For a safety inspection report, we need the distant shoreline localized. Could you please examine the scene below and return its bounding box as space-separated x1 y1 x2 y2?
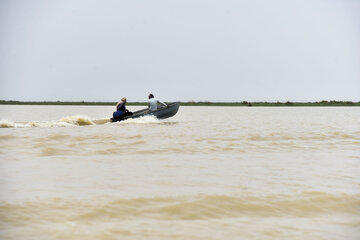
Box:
1 100 359 106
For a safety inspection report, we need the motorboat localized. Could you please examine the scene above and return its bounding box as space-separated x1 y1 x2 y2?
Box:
111 102 180 122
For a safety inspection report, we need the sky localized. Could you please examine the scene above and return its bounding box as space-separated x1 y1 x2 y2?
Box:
0 0 359 102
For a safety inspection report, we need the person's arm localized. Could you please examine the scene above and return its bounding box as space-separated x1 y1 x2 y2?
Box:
158 100 167 107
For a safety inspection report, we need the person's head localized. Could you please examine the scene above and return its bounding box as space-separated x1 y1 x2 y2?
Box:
148 94 154 99
121 97 127 103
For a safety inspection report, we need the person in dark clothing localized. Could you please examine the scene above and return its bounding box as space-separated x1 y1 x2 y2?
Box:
111 97 133 122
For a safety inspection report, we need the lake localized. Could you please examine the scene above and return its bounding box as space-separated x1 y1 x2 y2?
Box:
0 105 359 240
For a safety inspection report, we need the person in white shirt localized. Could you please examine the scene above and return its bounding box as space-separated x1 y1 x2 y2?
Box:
148 93 167 111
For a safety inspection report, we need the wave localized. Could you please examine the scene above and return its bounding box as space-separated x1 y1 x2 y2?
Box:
245 131 360 142
0 115 94 128
1 192 359 224
59 115 95 126
0 115 170 128
113 115 161 124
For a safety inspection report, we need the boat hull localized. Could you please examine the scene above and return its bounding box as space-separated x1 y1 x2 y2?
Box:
111 102 179 122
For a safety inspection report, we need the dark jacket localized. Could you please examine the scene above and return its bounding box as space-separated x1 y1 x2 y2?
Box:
117 102 126 112
113 102 127 118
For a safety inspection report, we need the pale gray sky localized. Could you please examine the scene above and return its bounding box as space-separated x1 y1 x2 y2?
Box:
0 0 359 102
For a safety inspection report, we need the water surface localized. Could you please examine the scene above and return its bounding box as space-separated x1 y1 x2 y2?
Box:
1 106 359 240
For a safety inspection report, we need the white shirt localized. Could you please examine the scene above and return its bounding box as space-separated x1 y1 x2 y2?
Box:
148 98 166 111
148 98 158 111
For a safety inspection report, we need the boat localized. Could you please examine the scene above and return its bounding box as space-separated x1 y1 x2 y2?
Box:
111 102 180 122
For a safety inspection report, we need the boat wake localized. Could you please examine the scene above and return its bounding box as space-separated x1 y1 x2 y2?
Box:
0 115 166 128
0 115 96 128
114 115 160 124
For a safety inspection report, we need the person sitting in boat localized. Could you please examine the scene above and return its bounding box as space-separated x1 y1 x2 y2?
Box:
112 97 133 121
148 94 167 111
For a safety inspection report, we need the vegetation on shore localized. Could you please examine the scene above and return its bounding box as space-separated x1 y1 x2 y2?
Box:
1 100 359 106
181 100 360 106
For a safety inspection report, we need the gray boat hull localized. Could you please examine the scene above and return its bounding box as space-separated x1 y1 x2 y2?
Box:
126 102 179 120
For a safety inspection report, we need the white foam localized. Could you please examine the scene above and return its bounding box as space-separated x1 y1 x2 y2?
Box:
115 115 160 124
0 119 16 128
0 115 164 128
59 115 95 126
0 115 95 128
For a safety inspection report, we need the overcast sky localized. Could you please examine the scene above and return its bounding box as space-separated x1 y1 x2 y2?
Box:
0 0 359 102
